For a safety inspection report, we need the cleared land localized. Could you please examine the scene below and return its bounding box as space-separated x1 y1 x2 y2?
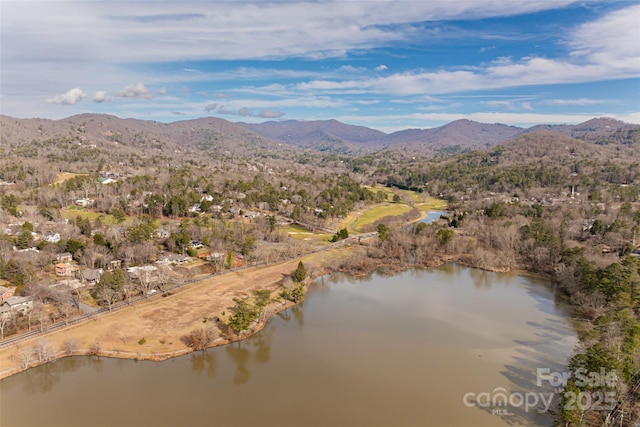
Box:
53 172 87 185
278 224 333 243
60 206 119 224
348 203 413 233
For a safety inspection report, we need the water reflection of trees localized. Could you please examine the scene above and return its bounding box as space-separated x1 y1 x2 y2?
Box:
225 324 276 385
190 352 216 378
290 306 304 328
468 267 493 289
19 356 99 394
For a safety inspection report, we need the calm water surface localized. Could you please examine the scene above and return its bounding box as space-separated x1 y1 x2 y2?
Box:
0 265 577 427
421 211 448 223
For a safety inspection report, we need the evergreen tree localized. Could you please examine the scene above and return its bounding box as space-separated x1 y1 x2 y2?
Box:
293 261 307 282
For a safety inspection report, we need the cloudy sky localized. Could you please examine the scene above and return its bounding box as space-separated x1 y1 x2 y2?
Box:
1 1 639 131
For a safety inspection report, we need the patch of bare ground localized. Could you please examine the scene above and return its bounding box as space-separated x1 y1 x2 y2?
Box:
0 247 348 379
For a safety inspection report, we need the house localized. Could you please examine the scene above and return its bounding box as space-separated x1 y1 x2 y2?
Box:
0 306 13 321
82 268 104 284
0 286 15 302
127 265 158 282
75 198 94 207
106 260 123 271
156 253 190 265
156 229 170 239
44 231 61 243
4 296 33 313
208 252 226 263
55 263 78 277
56 252 73 263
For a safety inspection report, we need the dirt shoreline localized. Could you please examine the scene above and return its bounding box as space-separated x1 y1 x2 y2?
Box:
0 249 345 379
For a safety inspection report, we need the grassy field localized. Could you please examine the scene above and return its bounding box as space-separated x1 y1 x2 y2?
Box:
53 172 87 185
349 203 414 233
279 224 333 243
415 198 448 212
364 185 396 201
61 206 119 225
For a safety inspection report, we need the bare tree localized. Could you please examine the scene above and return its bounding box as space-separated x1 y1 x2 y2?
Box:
33 339 55 363
94 285 121 311
180 325 217 352
0 313 13 340
156 265 171 296
136 267 156 296
122 280 137 304
61 338 79 355
16 348 32 369
89 340 101 356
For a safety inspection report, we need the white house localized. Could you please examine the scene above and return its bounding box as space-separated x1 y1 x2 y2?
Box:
4 296 34 313
156 254 190 265
44 231 61 243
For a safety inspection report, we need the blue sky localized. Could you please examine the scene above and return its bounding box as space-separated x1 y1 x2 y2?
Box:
1 1 639 132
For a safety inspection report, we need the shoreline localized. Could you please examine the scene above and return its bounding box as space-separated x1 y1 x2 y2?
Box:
0 253 337 379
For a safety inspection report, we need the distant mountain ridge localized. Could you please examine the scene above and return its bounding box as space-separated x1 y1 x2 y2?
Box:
382 119 522 151
239 116 639 152
239 119 388 153
0 113 289 157
2 114 638 156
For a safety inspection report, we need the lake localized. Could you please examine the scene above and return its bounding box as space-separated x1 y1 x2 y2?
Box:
421 211 448 223
0 264 577 427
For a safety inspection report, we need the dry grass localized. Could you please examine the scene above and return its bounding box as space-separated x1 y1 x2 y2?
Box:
53 172 87 185
278 224 333 243
415 198 448 212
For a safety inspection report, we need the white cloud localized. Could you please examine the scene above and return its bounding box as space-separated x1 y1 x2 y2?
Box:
547 98 606 106
93 91 109 103
158 87 167 95
2 2 638 124
116 83 154 99
203 103 218 113
481 100 534 110
207 104 285 119
258 109 285 119
619 112 640 124
1 1 581 64
48 87 86 105
568 5 640 71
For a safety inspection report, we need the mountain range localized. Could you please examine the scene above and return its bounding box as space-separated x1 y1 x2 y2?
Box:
1 114 638 156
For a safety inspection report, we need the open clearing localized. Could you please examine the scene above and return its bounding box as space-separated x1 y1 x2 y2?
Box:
53 172 87 185
348 203 414 233
278 224 333 243
61 207 119 225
